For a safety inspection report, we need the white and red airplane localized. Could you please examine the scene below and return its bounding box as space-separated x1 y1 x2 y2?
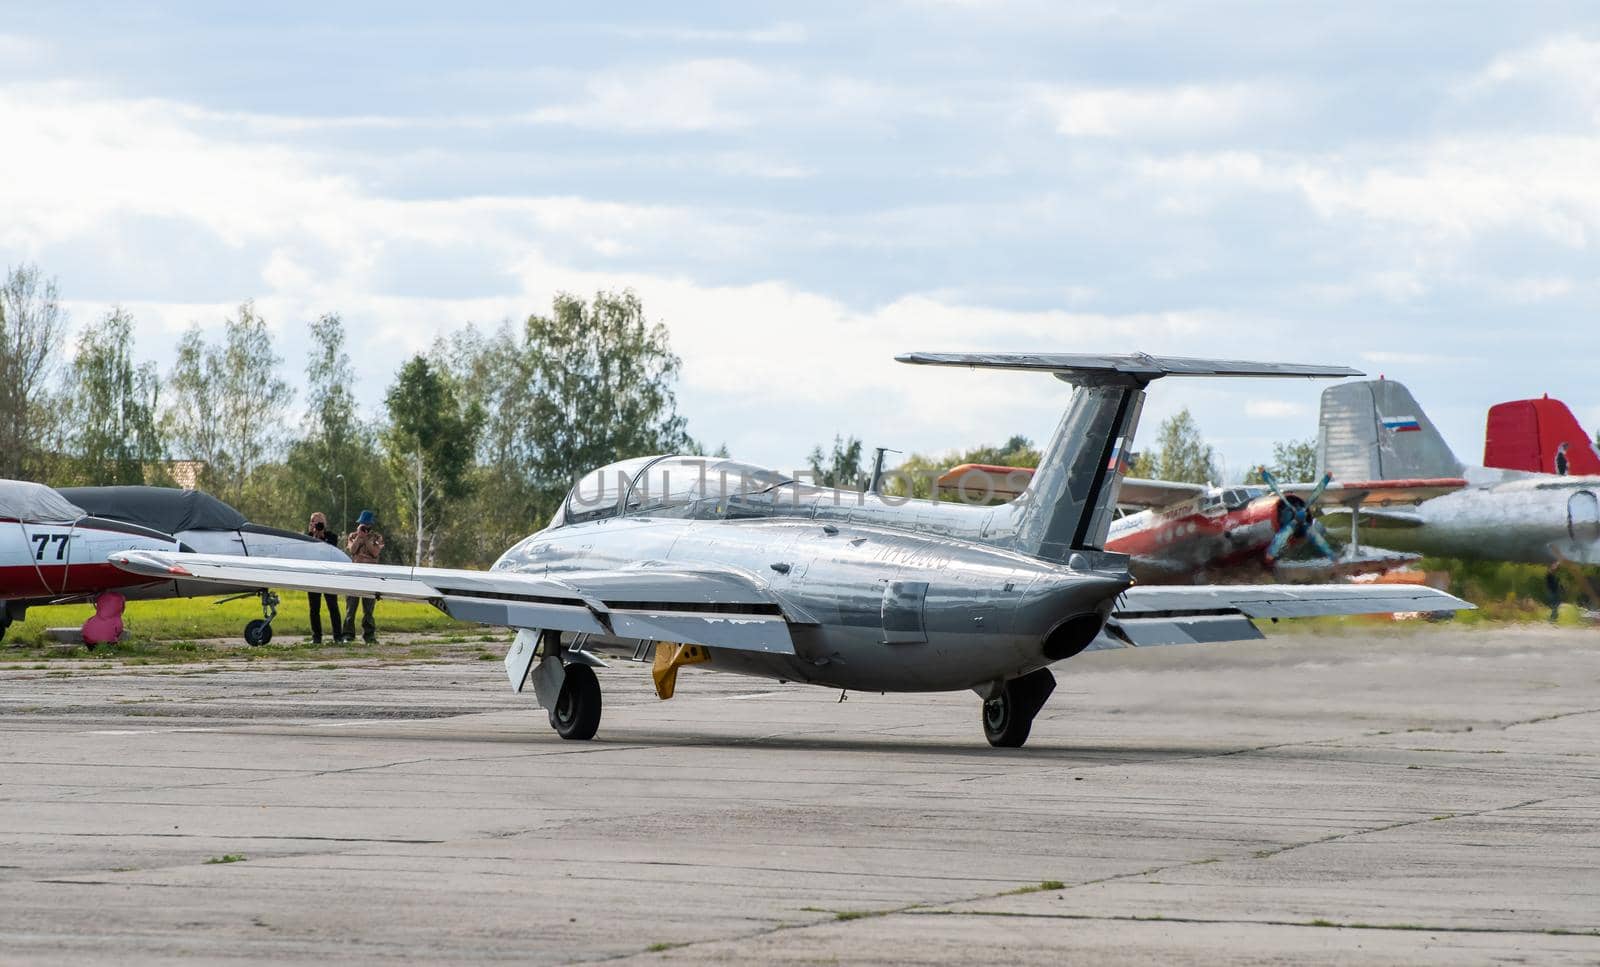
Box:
1 479 346 644
936 464 1463 584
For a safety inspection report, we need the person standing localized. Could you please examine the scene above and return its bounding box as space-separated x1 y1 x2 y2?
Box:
305 512 344 643
1546 562 1563 622
342 509 385 643
1555 441 1570 476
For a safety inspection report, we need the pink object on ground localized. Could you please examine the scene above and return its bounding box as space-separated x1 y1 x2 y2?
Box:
82 591 126 645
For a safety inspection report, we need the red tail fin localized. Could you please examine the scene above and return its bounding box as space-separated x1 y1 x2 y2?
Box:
1484 396 1600 475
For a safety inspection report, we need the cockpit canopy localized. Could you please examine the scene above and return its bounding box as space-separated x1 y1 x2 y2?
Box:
554 455 796 528
1197 486 1268 514
1221 486 1267 510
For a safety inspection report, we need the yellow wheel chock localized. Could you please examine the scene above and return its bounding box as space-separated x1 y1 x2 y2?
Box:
651 642 711 700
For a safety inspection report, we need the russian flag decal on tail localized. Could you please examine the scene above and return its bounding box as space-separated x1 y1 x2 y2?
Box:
1382 414 1422 433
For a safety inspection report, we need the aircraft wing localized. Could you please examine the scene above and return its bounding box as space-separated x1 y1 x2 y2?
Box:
935 464 1035 499
108 551 798 655
1097 583 1470 648
1279 477 1466 506
934 466 1209 510
1316 506 1425 528
1114 477 1208 509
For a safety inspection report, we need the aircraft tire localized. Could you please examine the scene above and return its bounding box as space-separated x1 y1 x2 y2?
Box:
983 668 1057 748
0 613 9 644
243 619 273 647
982 691 1031 748
549 663 601 741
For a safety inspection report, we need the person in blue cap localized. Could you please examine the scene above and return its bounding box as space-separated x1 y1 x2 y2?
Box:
342 509 385 643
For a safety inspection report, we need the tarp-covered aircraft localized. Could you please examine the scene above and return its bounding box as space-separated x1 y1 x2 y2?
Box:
1 482 347 644
111 353 1470 748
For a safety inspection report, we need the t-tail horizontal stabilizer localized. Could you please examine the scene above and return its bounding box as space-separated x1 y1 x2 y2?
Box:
895 352 1362 384
897 351 1362 561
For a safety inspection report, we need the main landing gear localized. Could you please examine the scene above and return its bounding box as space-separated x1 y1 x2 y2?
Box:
223 589 280 646
981 668 1057 748
549 663 602 740
520 631 607 741
0 603 27 645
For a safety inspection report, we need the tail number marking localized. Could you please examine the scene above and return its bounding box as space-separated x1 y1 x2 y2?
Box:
30 533 69 561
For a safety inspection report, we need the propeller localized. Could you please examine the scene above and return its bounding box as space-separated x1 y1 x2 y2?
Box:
1258 468 1336 565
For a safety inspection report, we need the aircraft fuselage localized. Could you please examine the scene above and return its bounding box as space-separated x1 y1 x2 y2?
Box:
1107 495 1285 583
494 516 1128 693
1351 477 1600 565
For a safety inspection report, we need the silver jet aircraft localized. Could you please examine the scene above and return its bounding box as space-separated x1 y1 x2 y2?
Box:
1317 379 1600 566
110 353 1469 748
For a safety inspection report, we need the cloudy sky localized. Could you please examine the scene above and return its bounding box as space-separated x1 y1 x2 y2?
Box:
3 2 1598 479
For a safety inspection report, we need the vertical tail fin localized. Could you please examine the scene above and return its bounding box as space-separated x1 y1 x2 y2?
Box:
897 353 1359 561
1485 397 1600 475
1006 381 1145 560
1317 379 1463 482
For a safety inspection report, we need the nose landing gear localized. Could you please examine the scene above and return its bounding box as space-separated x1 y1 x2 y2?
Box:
982 668 1057 748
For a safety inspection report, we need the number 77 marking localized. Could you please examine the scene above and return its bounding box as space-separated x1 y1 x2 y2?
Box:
29 534 69 561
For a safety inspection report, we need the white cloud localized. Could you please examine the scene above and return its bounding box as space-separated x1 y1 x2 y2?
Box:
520 59 890 133
1469 34 1600 122
1290 137 1600 246
7 81 1262 467
1245 399 1309 419
1032 83 1287 139
1130 135 1600 250
526 59 768 131
0 32 47 65
1490 276 1576 303
616 22 809 44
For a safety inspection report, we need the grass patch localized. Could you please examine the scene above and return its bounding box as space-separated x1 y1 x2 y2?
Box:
204 854 247 865
5 591 458 650
645 942 686 952
833 910 883 922
1002 880 1066 896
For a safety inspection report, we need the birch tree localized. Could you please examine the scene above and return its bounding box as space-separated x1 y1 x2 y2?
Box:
64 309 166 485
0 265 68 479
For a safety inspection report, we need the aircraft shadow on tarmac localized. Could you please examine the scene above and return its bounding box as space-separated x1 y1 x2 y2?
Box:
209 719 1249 762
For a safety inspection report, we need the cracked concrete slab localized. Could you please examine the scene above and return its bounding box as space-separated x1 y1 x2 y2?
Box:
1 624 1598 963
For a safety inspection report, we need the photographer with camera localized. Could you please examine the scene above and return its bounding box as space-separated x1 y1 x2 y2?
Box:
342 509 385 644
305 512 344 643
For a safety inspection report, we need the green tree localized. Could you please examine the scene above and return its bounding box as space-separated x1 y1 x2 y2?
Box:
882 435 1040 501
444 291 693 561
63 309 166 485
1129 407 1218 484
0 264 68 479
807 435 865 489
284 314 387 536
165 302 294 516
385 355 484 565
1245 437 1319 484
